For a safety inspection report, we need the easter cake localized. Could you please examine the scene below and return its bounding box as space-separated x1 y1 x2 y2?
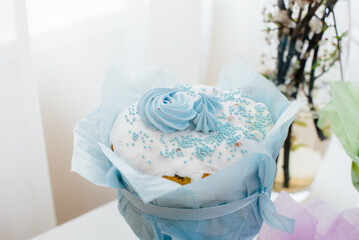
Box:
110 85 273 185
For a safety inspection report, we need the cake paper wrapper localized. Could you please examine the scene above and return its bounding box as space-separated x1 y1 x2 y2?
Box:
72 57 302 239
318 81 359 191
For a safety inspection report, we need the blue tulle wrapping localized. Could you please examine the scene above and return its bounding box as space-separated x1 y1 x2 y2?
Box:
72 57 303 240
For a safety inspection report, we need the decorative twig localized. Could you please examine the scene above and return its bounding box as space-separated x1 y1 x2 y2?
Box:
314 56 340 80
283 124 292 188
277 0 286 10
332 11 345 81
262 0 346 189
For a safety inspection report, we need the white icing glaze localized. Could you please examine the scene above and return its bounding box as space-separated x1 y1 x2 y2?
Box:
110 85 273 181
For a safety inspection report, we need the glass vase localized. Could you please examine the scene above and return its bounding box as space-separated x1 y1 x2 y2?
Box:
273 108 331 193
257 0 351 199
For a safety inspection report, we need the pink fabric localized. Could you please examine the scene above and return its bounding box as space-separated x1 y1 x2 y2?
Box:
258 192 359 240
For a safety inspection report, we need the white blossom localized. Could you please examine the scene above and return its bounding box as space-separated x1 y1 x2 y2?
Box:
296 0 310 9
295 40 303 52
296 0 321 9
318 40 326 46
309 17 323 34
273 10 296 28
316 5 326 18
273 10 290 23
277 84 287 93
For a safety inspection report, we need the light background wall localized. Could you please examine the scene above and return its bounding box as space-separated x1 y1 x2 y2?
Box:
1 0 358 239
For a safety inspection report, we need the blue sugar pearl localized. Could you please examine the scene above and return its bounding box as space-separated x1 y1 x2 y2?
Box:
227 157 231 161
132 143 135 146
184 161 187 164
142 155 145 158
148 160 151 164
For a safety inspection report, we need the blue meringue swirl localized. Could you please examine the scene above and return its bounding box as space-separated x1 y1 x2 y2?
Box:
193 93 223 134
138 88 197 133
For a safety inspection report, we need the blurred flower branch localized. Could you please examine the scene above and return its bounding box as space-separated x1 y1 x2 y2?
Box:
261 0 347 188
263 0 346 104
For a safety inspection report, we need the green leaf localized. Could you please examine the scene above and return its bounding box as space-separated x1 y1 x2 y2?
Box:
312 61 320 70
335 36 342 41
293 120 307 127
291 144 308 151
330 49 338 59
334 31 348 42
322 22 329 32
261 73 270 79
321 124 331 137
341 31 348 38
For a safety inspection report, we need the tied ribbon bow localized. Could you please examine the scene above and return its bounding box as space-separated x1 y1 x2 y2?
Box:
258 188 295 233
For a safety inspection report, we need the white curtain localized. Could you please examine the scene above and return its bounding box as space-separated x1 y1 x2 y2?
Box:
0 0 56 239
346 0 359 81
1 0 359 239
26 0 218 229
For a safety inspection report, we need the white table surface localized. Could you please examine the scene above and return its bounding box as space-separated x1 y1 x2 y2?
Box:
32 136 359 240
31 200 137 240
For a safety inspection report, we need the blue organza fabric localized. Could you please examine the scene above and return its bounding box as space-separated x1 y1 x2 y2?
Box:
72 57 302 240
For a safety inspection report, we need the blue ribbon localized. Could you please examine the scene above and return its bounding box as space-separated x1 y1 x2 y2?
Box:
120 187 294 233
